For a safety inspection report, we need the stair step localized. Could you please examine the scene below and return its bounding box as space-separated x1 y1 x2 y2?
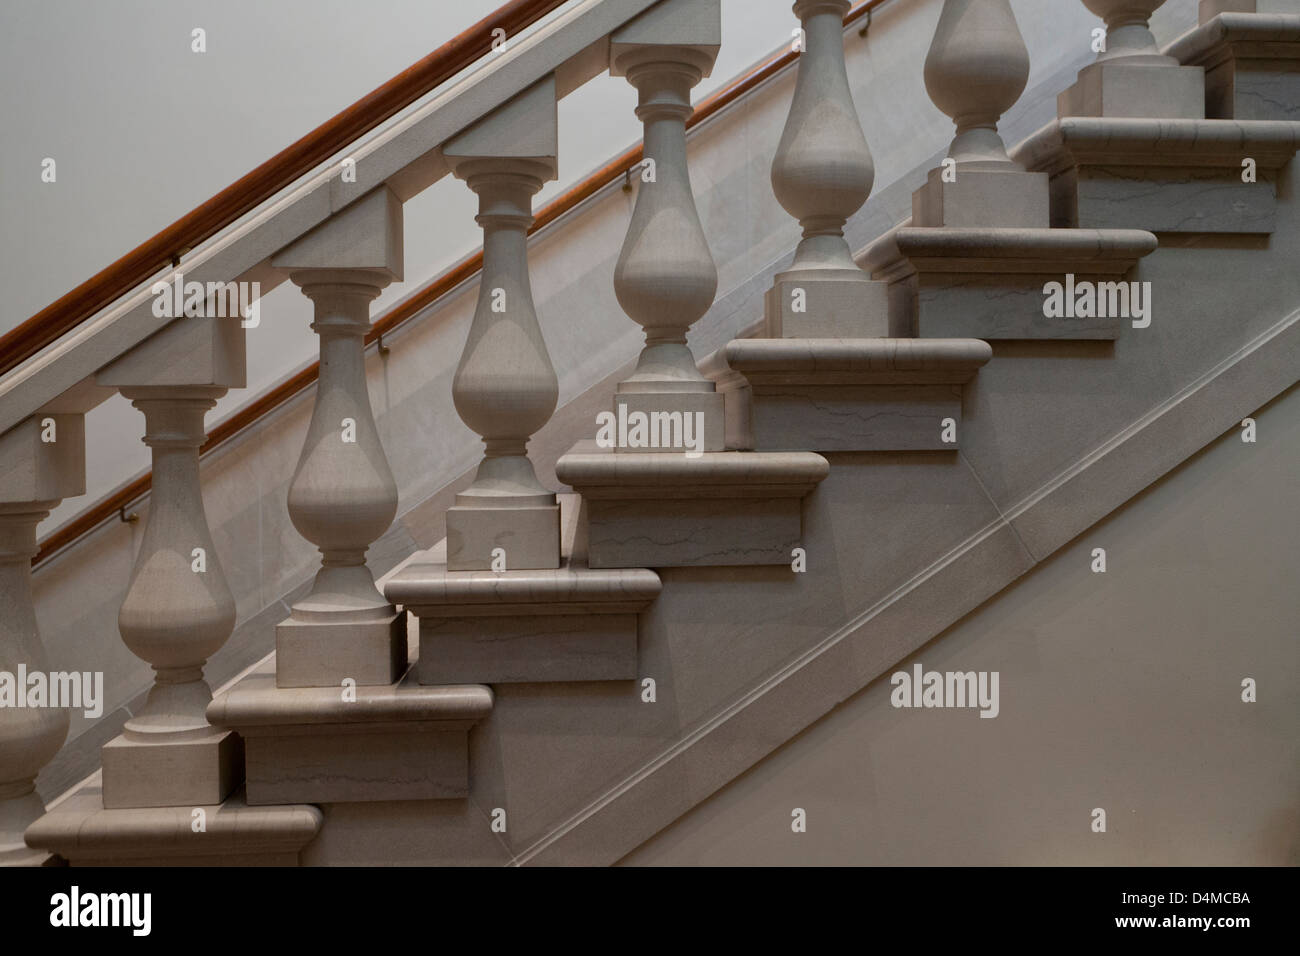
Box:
555 441 828 569
1170 11 1300 120
1013 117 1300 233
386 559 660 684
862 226 1158 340
714 337 991 452
207 662 492 806
23 786 321 867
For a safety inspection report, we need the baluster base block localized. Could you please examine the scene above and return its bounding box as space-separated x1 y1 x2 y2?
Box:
101 730 242 809
275 612 407 688
912 167 1051 229
1059 62 1206 119
446 504 561 571
610 392 726 454
765 272 895 338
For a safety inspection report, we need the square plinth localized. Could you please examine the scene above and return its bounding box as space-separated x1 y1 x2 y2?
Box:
275 612 407 688
912 166 1051 229
101 730 242 809
1059 62 1206 119
611 391 725 454
766 271 895 338
446 502 561 571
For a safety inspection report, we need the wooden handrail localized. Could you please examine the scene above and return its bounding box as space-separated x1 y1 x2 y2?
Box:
31 0 893 567
0 0 570 380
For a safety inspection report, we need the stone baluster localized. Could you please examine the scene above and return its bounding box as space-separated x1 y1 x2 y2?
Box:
95 308 245 808
766 0 892 337
608 0 725 449
0 415 83 865
109 388 238 799
440 77 562 572
913 0 1050 228
269 187 406 686
1061 0 1205 117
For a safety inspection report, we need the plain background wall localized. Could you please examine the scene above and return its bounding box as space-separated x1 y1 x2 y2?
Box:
624 385 1300 866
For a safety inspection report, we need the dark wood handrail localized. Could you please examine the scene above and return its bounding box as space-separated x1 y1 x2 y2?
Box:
32 0 892 567
0 0 570 380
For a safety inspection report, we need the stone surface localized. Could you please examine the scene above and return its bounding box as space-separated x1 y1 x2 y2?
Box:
445 502 562 571
912 166 1052 229
0 415 86 503
862 225 1159 339
25 0 1284 868
1059 60 1207 118
100 731 243 809
1012 117 1300 231
1060 0 1205 120
274 612 406 688
0 429 83 864
765 272 894 338
765 0 881 340
271 186 404 280
207 661 492 805
556 440 828 568
387 559 660 684
444 76 560 175
25 0 1116 796
717 337 992 451
607 2 727 463
271 202 407 688
916 0 1049 229
89 385 242 811
1170 12 1300 120
443 82 564 573
24 786 321 866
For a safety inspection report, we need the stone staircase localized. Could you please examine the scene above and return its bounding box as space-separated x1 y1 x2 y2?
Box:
3 0 1298 866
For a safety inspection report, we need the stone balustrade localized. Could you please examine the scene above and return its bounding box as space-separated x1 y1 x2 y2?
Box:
7 0 1299 866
